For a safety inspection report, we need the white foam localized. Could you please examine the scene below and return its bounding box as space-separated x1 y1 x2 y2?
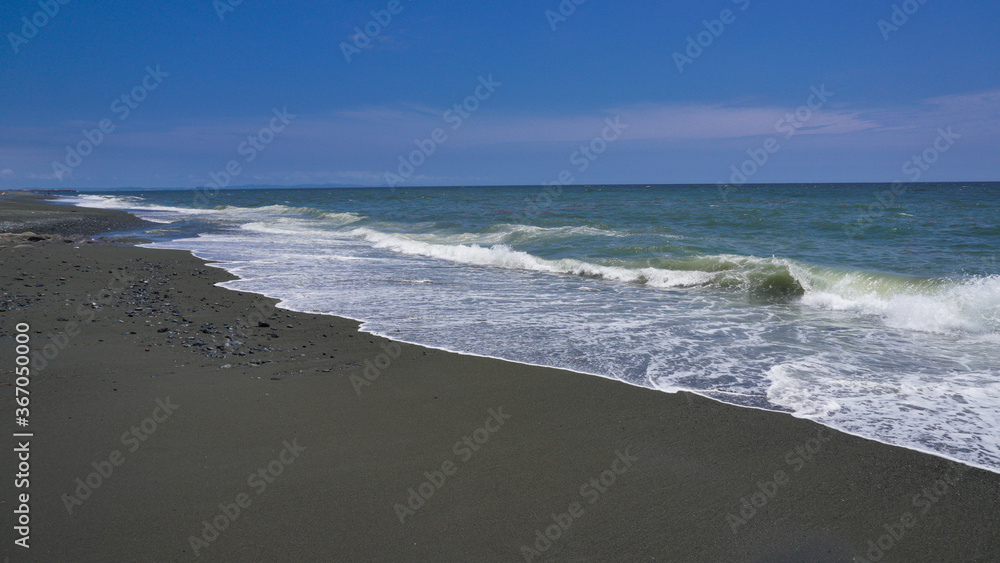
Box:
767 358 1000 471
63 194 219 215
801 274 1000 334
493 223 627 238
64 195 366 228
351 228 746 289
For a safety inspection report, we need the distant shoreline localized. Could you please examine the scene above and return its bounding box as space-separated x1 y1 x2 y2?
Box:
4 180 999 194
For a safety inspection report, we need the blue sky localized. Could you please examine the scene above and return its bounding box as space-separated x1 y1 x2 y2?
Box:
1 0 998 190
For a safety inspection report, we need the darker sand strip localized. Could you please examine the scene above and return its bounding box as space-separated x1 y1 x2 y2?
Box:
0 193 150 236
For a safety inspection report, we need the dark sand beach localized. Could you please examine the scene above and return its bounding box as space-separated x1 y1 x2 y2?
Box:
2 196 998 562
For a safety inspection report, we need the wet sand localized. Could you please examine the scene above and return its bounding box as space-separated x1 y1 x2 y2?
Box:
1 196 998 561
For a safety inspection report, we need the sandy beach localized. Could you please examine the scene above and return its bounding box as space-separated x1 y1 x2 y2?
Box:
2 195 998 562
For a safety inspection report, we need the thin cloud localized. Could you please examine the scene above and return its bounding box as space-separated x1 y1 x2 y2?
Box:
3 88 997 188
322 88 1000 148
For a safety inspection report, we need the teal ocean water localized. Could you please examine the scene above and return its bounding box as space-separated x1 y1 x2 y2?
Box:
65 184 1000 472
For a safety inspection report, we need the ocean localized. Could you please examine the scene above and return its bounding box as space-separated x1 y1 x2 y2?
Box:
63 183 1000 473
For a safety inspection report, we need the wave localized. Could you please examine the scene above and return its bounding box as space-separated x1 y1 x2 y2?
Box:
801 272 1000 334
236 204 363 225
64 195 365 225
65 194 999 336
485 223 628 239
349 228 1000 334
350 227 718 288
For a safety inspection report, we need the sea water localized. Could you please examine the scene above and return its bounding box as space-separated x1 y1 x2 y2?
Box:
63 183 1000 472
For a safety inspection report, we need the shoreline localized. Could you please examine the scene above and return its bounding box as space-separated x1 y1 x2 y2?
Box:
135 197 1000 478
204 295 1000 478
2 195 999 561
